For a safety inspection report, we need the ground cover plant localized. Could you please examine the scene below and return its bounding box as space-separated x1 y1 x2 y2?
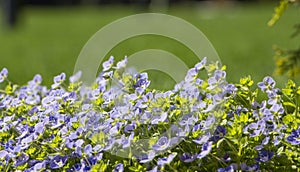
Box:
1 57 300 171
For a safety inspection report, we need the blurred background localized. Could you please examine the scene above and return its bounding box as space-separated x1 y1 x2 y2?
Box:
0 0 299 90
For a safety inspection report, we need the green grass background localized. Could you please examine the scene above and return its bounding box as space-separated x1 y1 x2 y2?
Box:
0 2 299 90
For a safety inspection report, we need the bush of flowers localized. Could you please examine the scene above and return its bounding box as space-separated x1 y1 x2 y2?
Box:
1 57 300 172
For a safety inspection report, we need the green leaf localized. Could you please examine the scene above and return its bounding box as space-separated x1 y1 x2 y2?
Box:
277 146 284 155
283 114 294 125
240 113 249 123
90 131 105 144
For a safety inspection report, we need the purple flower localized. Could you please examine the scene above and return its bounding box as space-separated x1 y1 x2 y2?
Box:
147 166 158 172
151 112 168 124
152 136 170 151
217 165 234 172
49 155 68 169
0 68 8 83
27 74 42 88
52 73 66 89
270 103 284 114
287 128 300 145
255 150 274 162
179 152 197 163
75 139 84 147
124 123 136 133
211 126 226 142
83 165 91 172
241 163 260 171
33 161 47 171
222 153 231 163
195 57 207 71
134 73 150 89
157 153 177 166
35 122 44 134
69 71 82 83
214 70 226 81
102 56 114 71
197 141 213 159
115 57 128 69
257 76 275 92
262 136 270 145
87 156 97 166
193 132 210 145
0 150 8 159
84 144 93 156
225 84 237 94
114 163 124 172
139 151 155 163
74 163 82 171
15 153 29 167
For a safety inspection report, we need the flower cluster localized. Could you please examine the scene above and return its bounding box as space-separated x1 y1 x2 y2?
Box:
0 57 300 171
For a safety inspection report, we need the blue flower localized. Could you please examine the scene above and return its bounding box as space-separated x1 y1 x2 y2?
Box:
211 126 226 142
152 136 170 151
151 112 168 124
0 68 8 83
217 165 234 172
241 163 260 171
83 165 91 172
32 161 47 171
222 153 231 163
27 74 42 89
257 76 275 92
102 56 114 71
115 57 128 69
287 128 300 145
15 153 29 167
87 156 97 166
69 71 82 83
224 84 237 94
52 73 66 89
124 123 136 133
0 150 8 159
195 57 207 71
255 150 274 162
49 155 68 169
84 144 93 156
114 163 124 172
139 151 155 163
197 141 213 159
179 152 197 163
157 153 177 166
134 73 150 89
73 163 82 171
147 166 158 172
193 132 210 145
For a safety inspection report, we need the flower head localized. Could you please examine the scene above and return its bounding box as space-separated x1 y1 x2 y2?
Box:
114 163 124 172
197 141 213 159
49 155 68 169
217 165 234 172
0 68 8 83
102 56 114 71
255 150 274 162
52 73 66 89
179 152 197 163
287 127 300 145
157 153 177 166
258 76 275 92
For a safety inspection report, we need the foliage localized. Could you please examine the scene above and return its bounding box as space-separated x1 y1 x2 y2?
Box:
1 58 300 171
269 0 300 79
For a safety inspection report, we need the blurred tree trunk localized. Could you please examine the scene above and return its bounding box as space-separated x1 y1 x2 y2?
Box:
2 0 19 27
